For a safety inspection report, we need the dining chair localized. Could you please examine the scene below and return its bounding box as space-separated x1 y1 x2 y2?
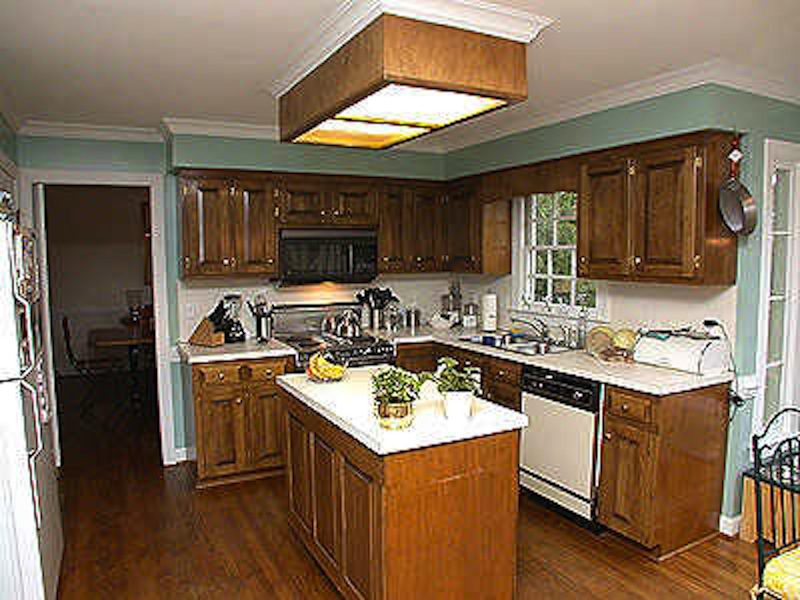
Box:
62 316 125 417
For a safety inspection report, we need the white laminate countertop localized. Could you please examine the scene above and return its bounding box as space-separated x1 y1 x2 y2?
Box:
177 339 297 364
377 327 734 396
277 366 528 456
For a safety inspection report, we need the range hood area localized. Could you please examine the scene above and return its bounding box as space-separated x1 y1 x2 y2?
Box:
276 4 552 150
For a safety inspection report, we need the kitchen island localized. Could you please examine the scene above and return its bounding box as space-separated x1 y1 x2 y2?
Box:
277 366 528 600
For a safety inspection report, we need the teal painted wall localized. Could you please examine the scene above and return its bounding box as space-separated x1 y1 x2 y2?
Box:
445 84 800 517
18 86 800 515
0 113 16 163
171 135 447 180
17 136 165 172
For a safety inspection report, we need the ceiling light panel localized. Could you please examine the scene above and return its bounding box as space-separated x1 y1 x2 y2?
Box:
293 119 430 149
337 84 507 128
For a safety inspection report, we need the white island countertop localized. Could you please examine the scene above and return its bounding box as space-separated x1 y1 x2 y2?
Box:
277 365 528 456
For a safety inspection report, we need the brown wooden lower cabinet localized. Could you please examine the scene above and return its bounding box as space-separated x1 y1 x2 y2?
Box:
282 389 519 600
191 357 290 488
394 342 439 373
597 384 730 560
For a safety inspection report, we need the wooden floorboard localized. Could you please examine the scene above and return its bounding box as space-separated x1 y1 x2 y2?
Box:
55 374 756 599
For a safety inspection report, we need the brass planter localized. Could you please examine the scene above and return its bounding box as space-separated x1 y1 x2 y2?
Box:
375 399 415 430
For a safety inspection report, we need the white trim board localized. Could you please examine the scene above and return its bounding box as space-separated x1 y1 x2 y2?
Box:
161 118 279 140
17 121 163 143
270 0 552 98
719 514 742 537
17 168 179 467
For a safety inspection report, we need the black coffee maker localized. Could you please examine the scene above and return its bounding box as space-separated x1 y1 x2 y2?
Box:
208 294 246 343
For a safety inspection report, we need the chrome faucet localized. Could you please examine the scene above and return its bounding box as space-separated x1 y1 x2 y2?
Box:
510 316 550 341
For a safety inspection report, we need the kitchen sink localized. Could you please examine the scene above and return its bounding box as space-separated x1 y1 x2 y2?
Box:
457 334 571 356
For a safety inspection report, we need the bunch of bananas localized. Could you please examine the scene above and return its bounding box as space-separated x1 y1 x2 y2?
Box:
307 353 346 381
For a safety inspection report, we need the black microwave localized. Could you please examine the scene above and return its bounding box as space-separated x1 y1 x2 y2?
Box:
278 229 378 285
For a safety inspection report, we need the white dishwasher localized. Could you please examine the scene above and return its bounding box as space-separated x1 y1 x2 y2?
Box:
520 365 601 521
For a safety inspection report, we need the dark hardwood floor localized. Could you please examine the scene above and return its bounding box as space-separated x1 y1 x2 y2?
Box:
55 374 756 599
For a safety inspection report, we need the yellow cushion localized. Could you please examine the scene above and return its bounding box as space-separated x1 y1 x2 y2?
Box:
765 547 800 599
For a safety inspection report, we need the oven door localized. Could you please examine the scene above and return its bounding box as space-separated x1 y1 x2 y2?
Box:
520 392 597 519
279 229 377 284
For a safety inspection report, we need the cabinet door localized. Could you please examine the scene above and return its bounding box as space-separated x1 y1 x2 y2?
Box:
578 158 633 278
181 178 235 276
232 179 277 275
404 188 441 272
277 177 330 226
244 382 283 471
484 379 521 411
446 184 481 273
341 459 376 600
631 146 701 279
330 182 378 226
311 434 341 570
597 417 656 547
198 383 245 479
287 414 312 532
378 187 407 273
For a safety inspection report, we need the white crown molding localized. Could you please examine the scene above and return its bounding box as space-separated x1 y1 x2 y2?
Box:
161 118 279 140
271 0 552 98
415 59 800 153
17 120 163 143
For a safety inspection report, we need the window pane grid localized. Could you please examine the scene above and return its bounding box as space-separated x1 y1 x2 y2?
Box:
520 193 595 310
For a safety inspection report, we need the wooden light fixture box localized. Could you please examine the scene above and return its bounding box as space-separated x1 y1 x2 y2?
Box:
279 14 528 148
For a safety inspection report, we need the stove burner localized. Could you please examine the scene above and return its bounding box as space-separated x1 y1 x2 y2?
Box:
279 332 395 367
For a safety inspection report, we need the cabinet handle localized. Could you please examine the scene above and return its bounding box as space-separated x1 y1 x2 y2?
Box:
183 256 191 269
628 163 636 177
229 186 236 196
694 254 702 270
604 432 612 441
230 257 237 267
579 256 587 264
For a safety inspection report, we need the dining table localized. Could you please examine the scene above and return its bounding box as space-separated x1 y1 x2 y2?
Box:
89 320 155 407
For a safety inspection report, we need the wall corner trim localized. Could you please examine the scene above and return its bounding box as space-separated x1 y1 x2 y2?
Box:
719 513 742 538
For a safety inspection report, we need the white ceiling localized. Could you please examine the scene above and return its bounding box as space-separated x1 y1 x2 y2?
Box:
1 0 798 152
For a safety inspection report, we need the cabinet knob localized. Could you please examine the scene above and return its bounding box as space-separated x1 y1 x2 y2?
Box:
633 256 642 266
320 210 326 216
383 256 389 262
579 256 587 264
217 372 225 381
235 397 242 405
498 370 505 377
267 258 275 264
222 258 230 266
604 432 612 441
416 256 422 262
265 370 274 378
230 257 237 267
620 403 630 412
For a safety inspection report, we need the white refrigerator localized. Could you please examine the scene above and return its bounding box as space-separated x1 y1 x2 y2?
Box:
0 188 63 600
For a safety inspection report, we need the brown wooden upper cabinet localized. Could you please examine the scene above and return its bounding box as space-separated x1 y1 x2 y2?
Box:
404 185 445 272
182 175 278 278
377 186 406 273
577 131 736 285
444 182 481 273
275 175 378 227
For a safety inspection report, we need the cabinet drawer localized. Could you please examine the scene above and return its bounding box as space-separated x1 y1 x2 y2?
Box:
196 363 242 385
486 359 521 386
248 360 287 383
606 387 653 426
484 380 521 411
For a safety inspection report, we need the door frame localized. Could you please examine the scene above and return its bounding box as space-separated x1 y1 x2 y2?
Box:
17 169 176 466
753 139 800 436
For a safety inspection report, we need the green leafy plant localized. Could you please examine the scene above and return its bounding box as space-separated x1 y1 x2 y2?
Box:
424 357 480 394
372 367 423 405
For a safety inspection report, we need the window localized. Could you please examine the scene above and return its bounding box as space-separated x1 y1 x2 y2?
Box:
755 140 800 433
512 192 604 317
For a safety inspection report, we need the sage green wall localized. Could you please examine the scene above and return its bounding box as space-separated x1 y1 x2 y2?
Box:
171 135 447 180
445 84 800 517
0 113 17 164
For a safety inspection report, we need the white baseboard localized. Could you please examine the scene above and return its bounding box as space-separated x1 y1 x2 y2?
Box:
719 514 742 537
168 446 196 465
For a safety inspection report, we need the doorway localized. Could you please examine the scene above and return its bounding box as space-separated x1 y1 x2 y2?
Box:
45 185 159 458
18 169 174 467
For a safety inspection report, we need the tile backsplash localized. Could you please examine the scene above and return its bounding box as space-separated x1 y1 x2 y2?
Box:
177 274 460 340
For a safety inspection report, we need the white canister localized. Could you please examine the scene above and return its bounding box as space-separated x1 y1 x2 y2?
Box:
443 391 474 421
481 293 498 332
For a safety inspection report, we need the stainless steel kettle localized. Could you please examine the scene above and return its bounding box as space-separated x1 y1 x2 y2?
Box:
335 310 362 338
